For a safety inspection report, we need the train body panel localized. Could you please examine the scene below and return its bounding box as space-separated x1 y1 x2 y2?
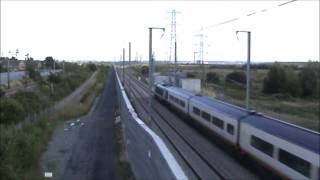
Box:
240 122 319 180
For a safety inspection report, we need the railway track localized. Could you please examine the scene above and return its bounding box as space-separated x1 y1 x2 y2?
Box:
117 68 260 180
122 71 223 179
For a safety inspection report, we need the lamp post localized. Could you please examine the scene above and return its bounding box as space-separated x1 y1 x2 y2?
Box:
128 42 132 98
148 27 165 119
122 48 125 85
236 31 251 111
7 50 11 89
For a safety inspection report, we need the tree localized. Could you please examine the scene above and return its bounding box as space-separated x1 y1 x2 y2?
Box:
206 72 220 84
263 63 286 94
299 61 320 97
263 63 302 97
141 65 148 76
86 63 97 72
26 63 41 81
48 73 61 84
0 64 7 73
284 68 302 97
44 56 54 69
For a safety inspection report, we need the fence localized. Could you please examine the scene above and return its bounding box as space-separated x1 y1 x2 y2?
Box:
114 67 187 180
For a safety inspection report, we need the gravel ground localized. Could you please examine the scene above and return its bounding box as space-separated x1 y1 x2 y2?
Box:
40 70 117 180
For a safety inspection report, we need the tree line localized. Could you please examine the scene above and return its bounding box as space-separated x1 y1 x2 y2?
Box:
263 61 319 98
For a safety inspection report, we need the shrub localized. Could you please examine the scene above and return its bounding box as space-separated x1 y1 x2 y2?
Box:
226 71 246 84
0 98 24 124
263 63 286 94
0 88 5 97
26 66 41 81
284 68 302 97
263 63 302 97
48 73 62 84
141 65 148 76
86 63 97 72
12 92 46 115
187 72 196 78
206 72 220 84
299 61 319 97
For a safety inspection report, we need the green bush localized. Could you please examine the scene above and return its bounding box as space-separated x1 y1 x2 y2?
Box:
48 73 62 84
226 71 246 84
299 61 319 97
206 72 220 84
0 88 5 97
0 118 51 179
187 72 196 78
263 63 286 94
141 65 148 76
285 68 302 97
86 63 97 72
0 98 24 124
27 67 41 81
12 92 47 115
263 63 303 97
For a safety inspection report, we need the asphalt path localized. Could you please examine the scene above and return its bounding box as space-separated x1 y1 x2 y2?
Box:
62 69 117 180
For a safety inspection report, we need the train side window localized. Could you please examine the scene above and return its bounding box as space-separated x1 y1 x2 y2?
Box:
278 149 311 177
169 95 173 100
201 111 210 121
227 124 234 135
164 91 168 99
193 107 200 116
172 96 177 103
175 97 179 104
250 135 273 157
155 87 163 96
179 100 185 107
212 116 224 129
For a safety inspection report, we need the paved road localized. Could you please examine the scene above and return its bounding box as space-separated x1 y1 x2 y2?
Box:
62 69 117 180
0 69 61 85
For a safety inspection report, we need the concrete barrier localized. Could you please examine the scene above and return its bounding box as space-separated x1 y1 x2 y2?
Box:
114 67 187 180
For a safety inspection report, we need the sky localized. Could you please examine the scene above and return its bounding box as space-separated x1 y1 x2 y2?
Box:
0 0 319 62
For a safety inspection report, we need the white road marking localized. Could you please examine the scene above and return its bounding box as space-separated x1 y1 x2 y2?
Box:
44 172 53 178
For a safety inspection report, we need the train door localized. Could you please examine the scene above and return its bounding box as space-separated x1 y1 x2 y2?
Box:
164 91 168 100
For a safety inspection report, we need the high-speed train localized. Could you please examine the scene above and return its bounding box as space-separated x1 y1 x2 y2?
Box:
153 83 320 180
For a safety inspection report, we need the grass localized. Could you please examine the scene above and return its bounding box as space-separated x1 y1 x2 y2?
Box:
0 66 109 180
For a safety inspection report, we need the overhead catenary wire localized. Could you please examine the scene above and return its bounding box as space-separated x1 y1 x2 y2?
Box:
199 0 298 32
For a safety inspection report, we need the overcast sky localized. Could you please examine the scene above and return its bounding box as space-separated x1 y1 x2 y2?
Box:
1 0 319 62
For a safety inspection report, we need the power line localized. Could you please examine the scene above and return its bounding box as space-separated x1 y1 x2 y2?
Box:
278 0 297 7
199 0 298 32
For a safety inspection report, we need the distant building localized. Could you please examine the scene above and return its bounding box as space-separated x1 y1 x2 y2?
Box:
18 61 26 71
178 78 201 94
37 61 42 69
